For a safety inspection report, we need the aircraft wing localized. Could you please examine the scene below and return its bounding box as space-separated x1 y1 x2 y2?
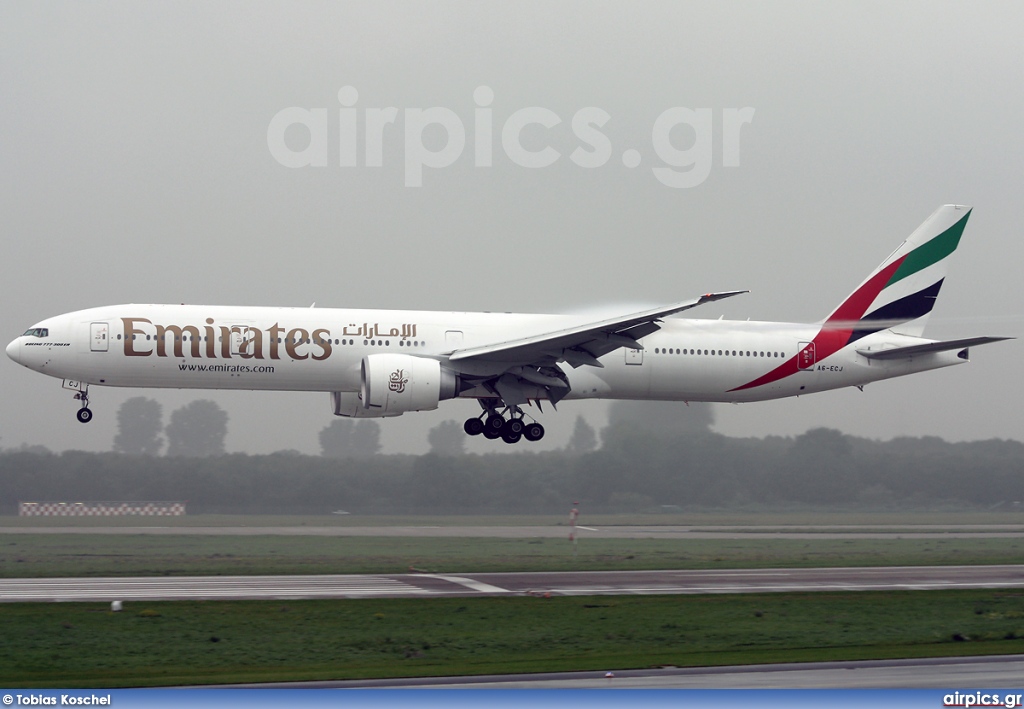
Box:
856 336 1012 360
449 290 747 368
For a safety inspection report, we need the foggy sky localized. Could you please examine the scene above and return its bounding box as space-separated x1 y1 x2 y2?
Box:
1 1 1021 455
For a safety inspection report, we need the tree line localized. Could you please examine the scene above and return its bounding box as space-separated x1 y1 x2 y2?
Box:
110 396 578 458
1 400 1021 514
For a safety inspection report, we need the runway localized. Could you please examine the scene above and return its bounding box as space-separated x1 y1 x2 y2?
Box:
232 655 1024 689
3 564 1023 602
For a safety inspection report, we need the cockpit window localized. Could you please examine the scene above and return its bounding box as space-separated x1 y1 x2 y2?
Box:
22 328 48 338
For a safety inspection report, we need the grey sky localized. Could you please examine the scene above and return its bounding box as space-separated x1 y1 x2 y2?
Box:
2 1 1021 455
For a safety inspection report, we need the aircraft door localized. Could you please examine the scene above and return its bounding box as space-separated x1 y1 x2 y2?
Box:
90 322 109 352
798 341 815 370
445 330 464 348
229 326 249 356
625 347 643 365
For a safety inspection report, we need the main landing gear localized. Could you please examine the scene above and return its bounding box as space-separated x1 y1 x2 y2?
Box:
464 406 545 445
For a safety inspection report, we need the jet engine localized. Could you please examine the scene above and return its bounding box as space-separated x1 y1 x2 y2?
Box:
330 391 401 418
350 353 459 416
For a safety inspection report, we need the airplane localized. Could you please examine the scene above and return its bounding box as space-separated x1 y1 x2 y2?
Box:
6 204 1011 444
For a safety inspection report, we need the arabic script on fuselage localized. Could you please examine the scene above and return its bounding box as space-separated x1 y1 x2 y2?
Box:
120 317 419 361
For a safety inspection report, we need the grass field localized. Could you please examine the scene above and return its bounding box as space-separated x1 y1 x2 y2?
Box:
2 589 1024 687
2 534 1024 577
2 510 1023 577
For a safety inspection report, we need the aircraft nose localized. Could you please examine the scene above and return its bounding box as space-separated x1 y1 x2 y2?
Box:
6 338 20 364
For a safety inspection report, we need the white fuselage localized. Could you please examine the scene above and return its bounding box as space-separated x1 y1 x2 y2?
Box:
6 303 965 405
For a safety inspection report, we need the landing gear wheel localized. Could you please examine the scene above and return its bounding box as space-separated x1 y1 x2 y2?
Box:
523 422 545 442
501 431 522 444
484 414 505 432
503 418 525 436
483 428 502 440
76 407 93 424
464 417 484 436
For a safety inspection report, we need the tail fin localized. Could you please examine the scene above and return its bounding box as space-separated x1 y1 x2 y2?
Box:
822 204 972 342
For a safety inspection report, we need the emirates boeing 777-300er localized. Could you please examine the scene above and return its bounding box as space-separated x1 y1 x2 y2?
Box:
6 205 1011 444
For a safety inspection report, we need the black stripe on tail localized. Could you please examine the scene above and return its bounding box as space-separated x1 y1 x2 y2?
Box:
847 279 944 346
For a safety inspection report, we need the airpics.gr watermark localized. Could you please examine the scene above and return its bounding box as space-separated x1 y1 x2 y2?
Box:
267 86 754 187
943 691 1024 708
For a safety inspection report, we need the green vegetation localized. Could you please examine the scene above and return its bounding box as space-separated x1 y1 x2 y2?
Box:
2 533 1023 577
3 590 1024 687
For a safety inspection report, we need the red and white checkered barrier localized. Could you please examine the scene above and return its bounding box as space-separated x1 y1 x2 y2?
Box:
18 501 186 517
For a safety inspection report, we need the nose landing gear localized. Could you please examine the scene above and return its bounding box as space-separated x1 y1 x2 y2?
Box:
64 381 93 423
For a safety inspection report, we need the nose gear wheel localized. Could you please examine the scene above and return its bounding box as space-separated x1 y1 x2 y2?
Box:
72 386 93 424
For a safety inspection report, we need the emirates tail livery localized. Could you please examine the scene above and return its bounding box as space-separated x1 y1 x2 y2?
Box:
6 205 1011 444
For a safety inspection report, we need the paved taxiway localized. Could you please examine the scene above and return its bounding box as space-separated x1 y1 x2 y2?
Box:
3 565 1022 602
225 655 1024 689
4 524 1024 538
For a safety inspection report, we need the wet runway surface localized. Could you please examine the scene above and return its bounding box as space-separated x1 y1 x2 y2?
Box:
3 564 1022 602
237 654 1024 689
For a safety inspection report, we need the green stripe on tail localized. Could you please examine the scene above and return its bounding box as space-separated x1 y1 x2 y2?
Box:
885 211 970 288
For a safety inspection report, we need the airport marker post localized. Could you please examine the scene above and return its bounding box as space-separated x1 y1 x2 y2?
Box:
569 502 579 557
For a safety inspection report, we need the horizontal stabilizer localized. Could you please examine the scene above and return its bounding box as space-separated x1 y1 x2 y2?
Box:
857 336 1012 360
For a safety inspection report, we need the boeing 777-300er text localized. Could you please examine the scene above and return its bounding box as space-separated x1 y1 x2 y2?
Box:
6 205 1011 444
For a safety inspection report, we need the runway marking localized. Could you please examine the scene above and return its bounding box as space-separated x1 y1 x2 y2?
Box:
418 574 509 594
4 567 1024 602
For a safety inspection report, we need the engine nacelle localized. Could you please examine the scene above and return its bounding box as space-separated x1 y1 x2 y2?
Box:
360 353 458 415
330 391 402 418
